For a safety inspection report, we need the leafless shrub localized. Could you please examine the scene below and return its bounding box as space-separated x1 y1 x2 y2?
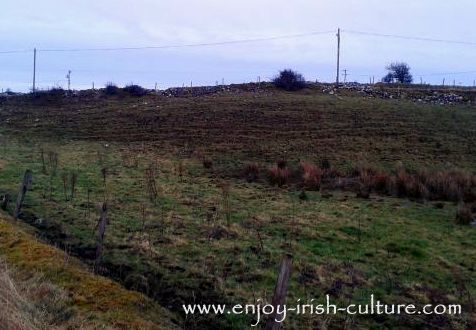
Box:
175 160 184 181
47 151 58 175
219 182 232 225
40 148 46 174
140 202 147 233
70 172 77 200
100 167 107 185
145 164 158 203
61 172 69 201
60 170 78 201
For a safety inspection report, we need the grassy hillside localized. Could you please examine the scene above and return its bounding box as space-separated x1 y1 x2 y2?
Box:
0 88 475 329
1 88 476 170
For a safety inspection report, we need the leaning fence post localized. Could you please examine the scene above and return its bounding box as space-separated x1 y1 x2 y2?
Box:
14 170 33 220
94 202 108 273
265 254 293 330
1 194 10 211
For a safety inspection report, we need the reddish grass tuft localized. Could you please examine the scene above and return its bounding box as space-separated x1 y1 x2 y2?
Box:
300 161 322 190
268 166 291 187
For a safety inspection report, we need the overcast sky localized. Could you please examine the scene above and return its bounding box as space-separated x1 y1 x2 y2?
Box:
1 0 476 91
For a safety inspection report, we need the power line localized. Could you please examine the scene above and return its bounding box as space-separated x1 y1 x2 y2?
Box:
37 30 335 53
0 49 32 54
343 29 476 46
417 70 476 77
3 28 476 54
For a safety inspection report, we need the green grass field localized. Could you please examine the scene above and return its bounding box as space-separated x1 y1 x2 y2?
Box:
0 88 475 329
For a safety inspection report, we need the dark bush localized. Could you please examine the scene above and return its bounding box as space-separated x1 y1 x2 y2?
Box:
123 84 148 97
31 87 65 104
272 69 306 91
33 87 65 97
5 88 15 96
104 82 120 95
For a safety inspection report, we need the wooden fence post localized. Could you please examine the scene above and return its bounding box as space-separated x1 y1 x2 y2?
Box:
14 170 33 220
94 202 108 273
1 194 10 211
265 254 293 330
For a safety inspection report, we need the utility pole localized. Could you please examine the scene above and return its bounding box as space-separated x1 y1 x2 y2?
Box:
336 28 341 86
442 78 445 87
342 69 348 84
66 70 71 91
32 48 37 93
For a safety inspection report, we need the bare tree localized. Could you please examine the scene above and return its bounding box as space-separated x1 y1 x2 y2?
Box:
382 62 413 84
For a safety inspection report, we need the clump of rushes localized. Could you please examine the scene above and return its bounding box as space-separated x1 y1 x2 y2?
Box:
244 163 260 182
268 166 290 187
